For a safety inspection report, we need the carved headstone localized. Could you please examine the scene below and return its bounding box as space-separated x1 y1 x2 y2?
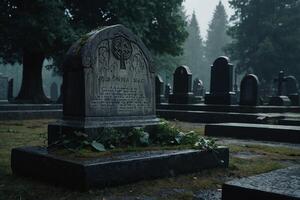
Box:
48 25 159 144
164 83 172 101
8 78 14 101
269 71 291 106
239 74 260 106
50 82 58 101
284 76 299 106
204 56 236 105
0 74 8 103
169 66 194 104
155 75 165 104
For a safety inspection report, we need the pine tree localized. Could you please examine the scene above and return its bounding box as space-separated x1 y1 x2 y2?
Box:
182 11 206 85
205 1 230 65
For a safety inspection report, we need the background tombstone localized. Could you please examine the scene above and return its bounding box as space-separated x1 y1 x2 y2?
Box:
50 82 58 102
164 83 172 101
204 56 236 105
168 65 194 104
0 74 9 103
48 24 159 144
56 84 63 104
155 75 165 104
239 74 260 106
269 71 291 106
8 78 14 101
284 76 299 106
193 78 204 97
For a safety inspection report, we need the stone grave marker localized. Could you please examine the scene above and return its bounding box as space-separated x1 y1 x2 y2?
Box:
0 74 8 103
239 74 260 106
284 76 299 106
50 82 58 101
48 24 159 143
205 56 236 105
165 83 172 101
269 71 291 106
155 75 165 104
8 78 13 101
193 78 204 97
169 65 194 104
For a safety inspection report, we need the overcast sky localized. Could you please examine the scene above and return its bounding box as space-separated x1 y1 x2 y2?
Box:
183 0 234 39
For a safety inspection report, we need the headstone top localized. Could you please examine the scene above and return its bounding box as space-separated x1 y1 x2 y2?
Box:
174 65 192 76
213 56 231 67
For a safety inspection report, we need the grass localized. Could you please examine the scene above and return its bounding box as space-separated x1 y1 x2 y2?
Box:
0 119 299 200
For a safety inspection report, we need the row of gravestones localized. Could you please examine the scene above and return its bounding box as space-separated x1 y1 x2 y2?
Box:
156 56 300 106
0 74 61 103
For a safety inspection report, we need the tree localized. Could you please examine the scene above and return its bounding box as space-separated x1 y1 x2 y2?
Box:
205 1 231 65
227 0 300 82
182 11 206 84
0 0 76 103
0 0 187 103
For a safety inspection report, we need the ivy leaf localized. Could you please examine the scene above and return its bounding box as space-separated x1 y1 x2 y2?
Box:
91 141 106 152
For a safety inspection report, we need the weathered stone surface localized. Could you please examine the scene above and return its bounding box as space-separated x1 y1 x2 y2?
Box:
11 146 229 191
205 123 300 143
204 57 236 105
222 166 300 200
239 74 260 106
49 25 159 143
0 74 8 103
169 65 195 104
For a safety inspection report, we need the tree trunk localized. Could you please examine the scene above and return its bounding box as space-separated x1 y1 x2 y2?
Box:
15 50 50 103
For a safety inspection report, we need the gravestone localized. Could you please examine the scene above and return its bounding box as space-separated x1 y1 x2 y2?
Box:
155 75 165 104
269 71 291 106
239 74 260 106
168 65 194 104
50 82 58 101
284 76 299 106
204 56 236 105
8 78 14 101
0 74 8 103
193 78 204 97
48 24 159 144
165 83 172 101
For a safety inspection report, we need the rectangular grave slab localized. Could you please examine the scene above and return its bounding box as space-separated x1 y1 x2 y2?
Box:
222 166 300 200
11 146 229 191
205 123 300 143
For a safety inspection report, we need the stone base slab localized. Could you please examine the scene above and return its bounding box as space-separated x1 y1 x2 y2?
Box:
222 166 300 200
11 146 229 191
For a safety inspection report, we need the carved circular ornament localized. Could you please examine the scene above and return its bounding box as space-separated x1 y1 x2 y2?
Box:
112 36 133 69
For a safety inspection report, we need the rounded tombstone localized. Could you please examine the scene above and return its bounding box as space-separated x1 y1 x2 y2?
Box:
56 24 159 135
173 65 192 94
239 74 260 106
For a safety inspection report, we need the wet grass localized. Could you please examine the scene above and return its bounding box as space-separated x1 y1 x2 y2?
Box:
0 119 299 200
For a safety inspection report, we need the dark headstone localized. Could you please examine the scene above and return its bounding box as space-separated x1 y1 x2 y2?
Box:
193 78 204 97
269 71 291 106
169 65 194 104
155 75 165 104
50 82 58 101
284 76 299 106
49 24 159 144
0 74 8 103
8 78 13 101
239 74 260 106
205 56 236 105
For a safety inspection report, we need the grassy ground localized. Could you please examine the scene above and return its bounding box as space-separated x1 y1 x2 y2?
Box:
0 120 299 200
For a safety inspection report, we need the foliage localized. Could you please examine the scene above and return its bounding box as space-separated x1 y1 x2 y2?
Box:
182 11 206 85
227 0 300 82
205 1 231 65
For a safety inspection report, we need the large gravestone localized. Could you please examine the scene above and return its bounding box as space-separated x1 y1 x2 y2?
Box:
50 82 58 101
48 25 159 144
205 57 236 105
169 66 194 104
0 74 8 103
239 74 260 106
284 76 299 106
155 75 165 104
